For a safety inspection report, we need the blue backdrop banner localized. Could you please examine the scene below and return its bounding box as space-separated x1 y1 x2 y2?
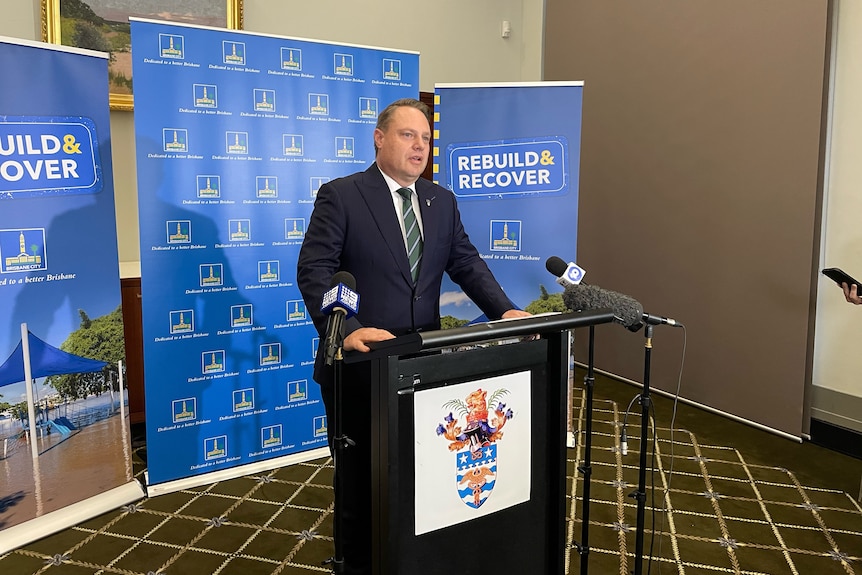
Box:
432 83 583 320
0 37 127 531
130 20 418 486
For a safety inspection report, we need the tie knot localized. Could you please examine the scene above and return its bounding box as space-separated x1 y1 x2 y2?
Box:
396 187 412 201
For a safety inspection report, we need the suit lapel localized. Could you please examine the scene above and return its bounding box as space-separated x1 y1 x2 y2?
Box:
415 179 438 286
356 165 413 284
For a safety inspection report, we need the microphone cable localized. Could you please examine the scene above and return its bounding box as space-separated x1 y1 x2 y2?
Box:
618 392 659 575
616 324 687 575
654 324 687 575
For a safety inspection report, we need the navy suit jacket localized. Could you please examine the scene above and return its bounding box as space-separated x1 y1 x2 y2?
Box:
297 164 515 383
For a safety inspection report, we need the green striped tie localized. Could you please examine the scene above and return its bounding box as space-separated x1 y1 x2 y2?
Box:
396 187 422 283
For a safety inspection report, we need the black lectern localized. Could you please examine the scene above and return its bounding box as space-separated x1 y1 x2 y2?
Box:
344 310 614 575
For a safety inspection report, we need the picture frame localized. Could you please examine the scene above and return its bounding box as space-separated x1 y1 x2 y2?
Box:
42 0 244 111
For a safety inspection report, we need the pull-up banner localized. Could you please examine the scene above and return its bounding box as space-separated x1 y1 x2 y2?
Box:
433 83 583 319
130 19 418 487
0 36 134 538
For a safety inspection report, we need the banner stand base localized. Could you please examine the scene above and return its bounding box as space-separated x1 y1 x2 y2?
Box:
146 447 331 498
0 480 145 555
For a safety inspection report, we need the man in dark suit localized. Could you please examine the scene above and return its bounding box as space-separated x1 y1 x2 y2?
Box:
297 98 528 574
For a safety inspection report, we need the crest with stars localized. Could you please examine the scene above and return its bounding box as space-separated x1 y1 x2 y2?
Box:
435 387 514 509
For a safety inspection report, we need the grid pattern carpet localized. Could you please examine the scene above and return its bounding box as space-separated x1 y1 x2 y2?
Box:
0 381 860 575
566 392 862 574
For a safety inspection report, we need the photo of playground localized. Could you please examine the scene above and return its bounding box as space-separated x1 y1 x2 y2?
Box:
0 331 133 531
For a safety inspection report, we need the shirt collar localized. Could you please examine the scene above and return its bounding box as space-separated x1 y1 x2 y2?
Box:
377 165 416 195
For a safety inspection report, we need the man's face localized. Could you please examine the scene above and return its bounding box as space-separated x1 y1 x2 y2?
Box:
374 106 431 187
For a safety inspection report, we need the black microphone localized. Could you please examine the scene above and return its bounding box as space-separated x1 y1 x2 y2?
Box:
562 283 644 331
321 271 359 366
545 255 586 287
561 283 684 331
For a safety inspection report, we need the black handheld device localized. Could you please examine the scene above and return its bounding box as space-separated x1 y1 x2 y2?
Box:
822 267 862 289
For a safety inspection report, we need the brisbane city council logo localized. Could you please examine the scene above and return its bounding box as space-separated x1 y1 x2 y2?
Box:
435 387 514 509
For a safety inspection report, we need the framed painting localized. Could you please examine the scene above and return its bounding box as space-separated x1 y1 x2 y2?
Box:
42 0 244 111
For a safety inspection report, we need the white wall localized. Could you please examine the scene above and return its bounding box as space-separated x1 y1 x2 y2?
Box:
2 1 544 272
244 0 543 92
0 0 37 40
813 0 862 430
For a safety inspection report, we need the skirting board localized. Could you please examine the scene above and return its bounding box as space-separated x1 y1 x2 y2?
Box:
0 479 146 555
145 447 331 497
809 385 862 434
810 418 862 460
576 362 803 442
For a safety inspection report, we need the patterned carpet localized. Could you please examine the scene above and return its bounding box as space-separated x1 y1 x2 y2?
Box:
0 382 860 575
566 393 862 575
1 453 337 575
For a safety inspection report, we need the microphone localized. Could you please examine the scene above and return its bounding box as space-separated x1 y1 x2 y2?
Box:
545 255 586 287
561 283 684 331
562 283 644 331
321 271 359 366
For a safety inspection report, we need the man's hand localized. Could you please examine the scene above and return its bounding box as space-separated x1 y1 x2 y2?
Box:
343 327 396 352
501 309 532 319
842 282 862 305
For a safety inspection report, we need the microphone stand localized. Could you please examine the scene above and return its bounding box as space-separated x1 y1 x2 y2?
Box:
325 326 353 575
631 323 654 575
574 325 597 574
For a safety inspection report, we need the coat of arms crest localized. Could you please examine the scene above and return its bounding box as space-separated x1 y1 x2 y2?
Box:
435 387 514 509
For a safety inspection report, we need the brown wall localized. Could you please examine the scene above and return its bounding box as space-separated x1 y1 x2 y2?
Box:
544 0 830 435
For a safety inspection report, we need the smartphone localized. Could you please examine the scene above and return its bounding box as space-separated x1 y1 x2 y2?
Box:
822 267 862 290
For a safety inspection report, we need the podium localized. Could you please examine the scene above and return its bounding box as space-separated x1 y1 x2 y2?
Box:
344 310 614 575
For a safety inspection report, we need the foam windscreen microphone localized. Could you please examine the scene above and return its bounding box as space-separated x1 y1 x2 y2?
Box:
561 283 645 331
545 256 568 278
